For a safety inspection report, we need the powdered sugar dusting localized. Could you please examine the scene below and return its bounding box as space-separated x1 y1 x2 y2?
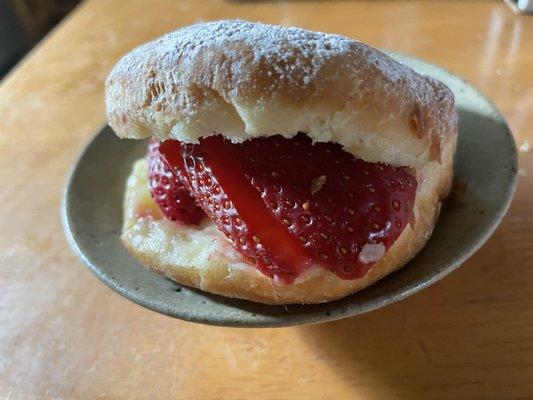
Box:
108 19 424 109
106 20 455 167
150 20 410 88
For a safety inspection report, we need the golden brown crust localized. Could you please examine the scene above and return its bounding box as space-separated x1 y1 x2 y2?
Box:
106 20 456 167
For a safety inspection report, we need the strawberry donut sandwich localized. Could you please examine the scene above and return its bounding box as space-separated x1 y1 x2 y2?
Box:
105 20 457 304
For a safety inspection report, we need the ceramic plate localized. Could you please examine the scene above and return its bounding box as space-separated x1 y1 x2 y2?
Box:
63 53 517 327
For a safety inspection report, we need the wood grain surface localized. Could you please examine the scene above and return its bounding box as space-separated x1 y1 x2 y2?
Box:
0 1 532 399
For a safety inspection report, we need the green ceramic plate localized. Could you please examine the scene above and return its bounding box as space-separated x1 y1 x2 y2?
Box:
63 53 517 327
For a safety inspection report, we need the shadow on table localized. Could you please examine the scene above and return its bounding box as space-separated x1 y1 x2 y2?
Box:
298 188 532 398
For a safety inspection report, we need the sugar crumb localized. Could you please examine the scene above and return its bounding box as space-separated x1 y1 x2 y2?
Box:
519 140 530 153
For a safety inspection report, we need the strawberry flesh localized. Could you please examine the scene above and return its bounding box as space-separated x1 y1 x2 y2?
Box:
232 133 417 279
147 140 204 225
148 133 417 283
181 138 311 282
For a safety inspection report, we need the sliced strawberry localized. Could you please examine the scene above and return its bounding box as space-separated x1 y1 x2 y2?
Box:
234 133 417 279
179 133 417 283
147 140 204 225
181 137 311 282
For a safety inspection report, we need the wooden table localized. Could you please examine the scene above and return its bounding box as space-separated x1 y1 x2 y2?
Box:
1 1 532 398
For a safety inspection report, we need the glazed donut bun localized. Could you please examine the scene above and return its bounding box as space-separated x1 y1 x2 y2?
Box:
106 20 457 304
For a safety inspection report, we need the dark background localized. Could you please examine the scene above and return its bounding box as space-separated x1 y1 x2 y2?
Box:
0 0 80 78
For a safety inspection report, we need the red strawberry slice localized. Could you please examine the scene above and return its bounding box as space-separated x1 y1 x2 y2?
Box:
147 140 204 225
234 133 417 279
181 137 311 282
179 133 417 283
